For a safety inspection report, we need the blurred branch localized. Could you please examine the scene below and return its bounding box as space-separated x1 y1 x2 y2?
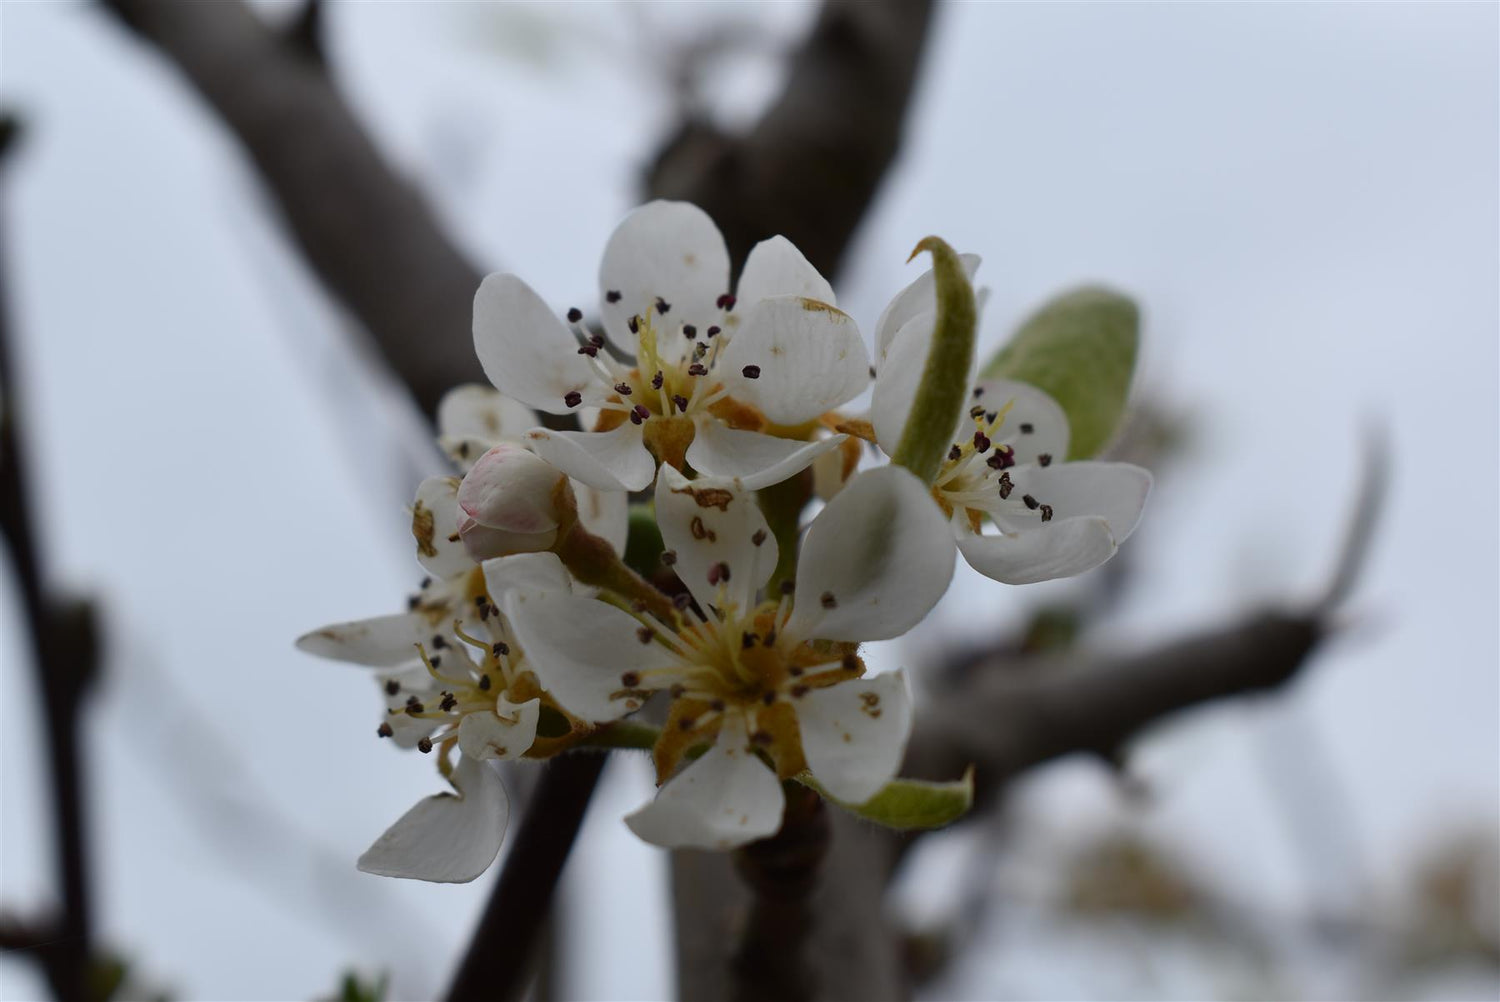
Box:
0 115 99 1002
646 0 938 278
99 0 484 420
444 753 607 1002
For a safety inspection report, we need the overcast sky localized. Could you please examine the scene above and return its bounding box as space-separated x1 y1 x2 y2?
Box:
2 2 1496 1000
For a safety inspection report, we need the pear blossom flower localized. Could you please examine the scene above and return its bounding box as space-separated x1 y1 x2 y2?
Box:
437 383 627 558
869 261 1151 584
472 201 870 493
487 464 956 850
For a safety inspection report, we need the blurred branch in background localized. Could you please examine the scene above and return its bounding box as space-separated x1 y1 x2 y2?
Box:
0 114 99 1002
100 0 484 421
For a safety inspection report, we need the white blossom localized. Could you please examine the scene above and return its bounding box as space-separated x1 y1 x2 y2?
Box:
487 464 955 850
472 201 869 493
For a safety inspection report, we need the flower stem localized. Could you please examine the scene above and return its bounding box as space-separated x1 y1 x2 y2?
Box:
552 519 678 625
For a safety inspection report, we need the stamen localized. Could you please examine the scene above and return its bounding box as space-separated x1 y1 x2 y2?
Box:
620 671 641 687
741 364 761 379
661 549 678 566
1020 423 1034 434
606 290 622 303
651 370 664 390
998 471 1013 499
655 297 671 315
671 394 689 413
566 307 583 323
377 722 394 738
751 529 767 546
628 315 640 334
948 444 962 462
637 626 656 644
688 363 708 376
973 386 985 398
820 591 838 609
564 390 583 408
630 404 650 425
614 381 633 396
973 431 991 452
969 405 985 419
478 675 492 691
1037 453 1053 467
707 562 731 585
682 324 697 338
1040 504 1054 522
1022 494 1040 510
716 293 736 310
706 325 721 337
385 679 400 696
417 737 433 754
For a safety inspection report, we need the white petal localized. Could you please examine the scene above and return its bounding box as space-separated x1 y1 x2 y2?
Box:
357 755 508 883
380 666 443 748
413 476 473 580
795 671 913 804
623 724 785 850
574 481 630 554
718 296 870 425
870 311 940 455
736 235 836 308
956 515 1119 585
874 253 981 360
654 464 775 613
437 384 539 468
524 424 655 492
297 612 432 668
474 273 603 414
502 591 678 722
457 698 540 761
784 466 955 643
481 551 574 604
686 421 847 491
972 379 1070 466
1002 461 1152 541
598 201 730 350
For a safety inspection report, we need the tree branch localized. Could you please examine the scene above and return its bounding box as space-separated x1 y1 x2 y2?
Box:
646 0 938 279
99 0 484 420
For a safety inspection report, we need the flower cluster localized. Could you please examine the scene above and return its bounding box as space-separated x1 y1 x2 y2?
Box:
298 201 1151 880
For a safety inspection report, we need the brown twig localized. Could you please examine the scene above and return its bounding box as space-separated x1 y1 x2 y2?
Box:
0 116 99 1002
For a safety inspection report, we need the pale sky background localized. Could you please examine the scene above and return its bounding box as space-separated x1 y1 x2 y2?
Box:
1 2 1496 1000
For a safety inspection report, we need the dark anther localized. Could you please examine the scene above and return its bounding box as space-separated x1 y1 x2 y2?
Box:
405 702 425 716
820 591 838 609
751 529 767 546
674 593 693 610
709 699 727 712
474 595 488 607
791 685 809 699
637 626 655 644
429 655 442 669
688 363 708 376
440 693 458 712
621 671 641 687
478 675 492 691
377 722 394 738
1038 453 1053 467
986 411 997 423
420 576 433 589
788 665 804 677
564 390 583 408
1023 494 1040 510
761 691 776 705
492 642 509 657
706 325 721 337
566 307 583 323
973 431 991 452
431 635 447 649
987 445 1016 471
970 405 986 419
762 629 776 647
1040 504 1054 522
590 333 605 347
780 580 795 595
679 717 697 731
948 444 962 461
655 297 671 314
417 737 433 754
998 472 1014 499
407 595 420 610
615 381 633 396
682 324 697 338
693 342 708 359
1019 422 1034 434
707 561 731 585
672 394 689 412
630 404 650 425
741 364 761 379
606 289 622 303
660 549 678 565
628 315 640 334
458 442 471 458
385 679 401 696
651 370 665 389
716 293 736 310
742 632 758 649
578 344 598 356
973 386 985 398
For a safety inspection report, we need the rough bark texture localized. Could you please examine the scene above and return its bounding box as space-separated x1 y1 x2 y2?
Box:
101 0 484 420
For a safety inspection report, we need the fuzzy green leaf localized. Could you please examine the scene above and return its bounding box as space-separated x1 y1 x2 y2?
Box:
891 237 978 484
797 768 974 830
983 286 1139 460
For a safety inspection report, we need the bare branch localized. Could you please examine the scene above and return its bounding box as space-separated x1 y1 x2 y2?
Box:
100 0 484 419
647 0 938 278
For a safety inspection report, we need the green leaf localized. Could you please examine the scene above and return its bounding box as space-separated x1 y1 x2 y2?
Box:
796 768 974 830
891 236 978 484
983 286 1139 460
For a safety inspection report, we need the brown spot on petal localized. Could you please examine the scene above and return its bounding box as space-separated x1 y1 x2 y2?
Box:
690 516 717 541
672 486 734 511
411 500 438 558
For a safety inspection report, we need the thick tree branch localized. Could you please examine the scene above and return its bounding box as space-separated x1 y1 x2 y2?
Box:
100 0 483 419
647 0 937 279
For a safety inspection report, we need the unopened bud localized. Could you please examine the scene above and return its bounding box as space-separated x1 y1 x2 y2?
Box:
456 444 564 559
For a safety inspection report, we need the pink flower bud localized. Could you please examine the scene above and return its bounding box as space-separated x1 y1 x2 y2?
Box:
456 445 564 560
